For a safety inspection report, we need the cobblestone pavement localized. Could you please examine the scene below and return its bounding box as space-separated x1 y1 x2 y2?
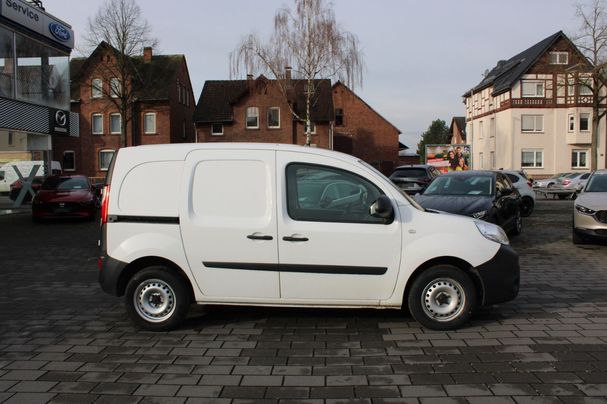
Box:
1 199 606 404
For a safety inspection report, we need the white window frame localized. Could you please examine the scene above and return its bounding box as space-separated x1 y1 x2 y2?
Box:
521 149 544 168
211 123 224 136
521 115 544 133
568 78 575 96
521 80 544 97
92 78 102 98
572 149 588 169
92 113 103 135
110 78 121 98
267 107 280 129
568 114 575 132
63 150 75 171
99 149 115 172
579 113 590 132
549 51 568 65
143 112 157 134
246 107 259 129
109 113 121 134
578 78 593 96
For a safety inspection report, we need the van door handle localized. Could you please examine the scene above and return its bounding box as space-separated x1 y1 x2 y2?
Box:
282 236 309 242
247 234 273 240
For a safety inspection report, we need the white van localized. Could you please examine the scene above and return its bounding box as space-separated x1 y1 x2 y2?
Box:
0 160 62 193
99 143 519 331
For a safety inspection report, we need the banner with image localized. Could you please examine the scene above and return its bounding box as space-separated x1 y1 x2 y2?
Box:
426 144 472 173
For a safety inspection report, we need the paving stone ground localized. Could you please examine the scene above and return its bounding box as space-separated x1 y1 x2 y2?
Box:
0 198 606 403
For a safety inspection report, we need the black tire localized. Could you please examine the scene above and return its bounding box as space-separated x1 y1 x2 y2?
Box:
125 266 191 331
407 265 476 330
520 196 534 217
557 194 568 200
509 209 522 236
572 228 585 245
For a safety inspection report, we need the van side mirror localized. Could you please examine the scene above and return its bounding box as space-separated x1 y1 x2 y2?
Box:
370 195 394 219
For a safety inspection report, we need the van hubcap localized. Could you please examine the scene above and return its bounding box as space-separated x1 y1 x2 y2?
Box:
422 278 465 322
134 279 176 322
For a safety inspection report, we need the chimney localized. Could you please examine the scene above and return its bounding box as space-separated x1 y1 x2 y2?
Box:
285 66 292 82
143 47 153 63
246 74 253 81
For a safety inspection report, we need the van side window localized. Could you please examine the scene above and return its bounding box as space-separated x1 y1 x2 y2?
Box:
286 163 385 224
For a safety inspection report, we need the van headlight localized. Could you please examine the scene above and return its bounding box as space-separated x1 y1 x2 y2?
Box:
475 221 509 245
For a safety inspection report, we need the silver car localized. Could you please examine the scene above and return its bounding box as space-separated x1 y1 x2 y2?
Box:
501 170 535 216
573 169 607 244
533 172 572 188
556 172 591 192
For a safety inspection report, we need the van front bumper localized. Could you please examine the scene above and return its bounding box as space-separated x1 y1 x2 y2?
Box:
471 244 520 306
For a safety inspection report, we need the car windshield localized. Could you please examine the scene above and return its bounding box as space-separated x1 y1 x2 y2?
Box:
584 173 607 192
390 168 426 178
424 175 493 196
42 177 89 191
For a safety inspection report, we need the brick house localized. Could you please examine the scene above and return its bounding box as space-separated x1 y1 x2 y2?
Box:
53 42 195 179
332 81 401 173
194 74 334 148
449 116 467 145
463 31 606 175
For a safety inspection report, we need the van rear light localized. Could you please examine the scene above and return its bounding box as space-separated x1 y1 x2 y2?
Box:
101 185 110 225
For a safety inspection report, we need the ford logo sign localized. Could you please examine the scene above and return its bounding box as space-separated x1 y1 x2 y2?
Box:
49 23 71 42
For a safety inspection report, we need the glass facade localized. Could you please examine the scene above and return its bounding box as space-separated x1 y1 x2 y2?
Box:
0 24 70 110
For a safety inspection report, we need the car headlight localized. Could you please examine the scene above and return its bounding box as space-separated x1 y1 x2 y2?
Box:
472 210 487 219
475 220 509 245
575 205 596 215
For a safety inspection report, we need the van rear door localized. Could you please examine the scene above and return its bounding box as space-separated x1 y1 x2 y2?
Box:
180 149 280 299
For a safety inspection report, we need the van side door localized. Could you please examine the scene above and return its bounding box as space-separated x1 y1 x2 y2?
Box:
180 149 280 299
276 151 402 303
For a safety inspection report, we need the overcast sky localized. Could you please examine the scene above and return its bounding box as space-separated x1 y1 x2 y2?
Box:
45 0 584 147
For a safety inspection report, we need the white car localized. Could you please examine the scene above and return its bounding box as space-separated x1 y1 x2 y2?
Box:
573 169 607 244
98 143 520 331
501 170 535 216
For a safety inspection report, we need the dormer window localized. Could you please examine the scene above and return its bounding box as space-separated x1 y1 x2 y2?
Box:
549 51 568 65
521 80 544 97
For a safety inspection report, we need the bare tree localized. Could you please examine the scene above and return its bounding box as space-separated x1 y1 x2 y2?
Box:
230 0 363 146
572 0 607 170
83 0 157 147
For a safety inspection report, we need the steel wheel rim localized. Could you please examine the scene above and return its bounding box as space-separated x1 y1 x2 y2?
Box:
421 277 466 322
133 279 176 323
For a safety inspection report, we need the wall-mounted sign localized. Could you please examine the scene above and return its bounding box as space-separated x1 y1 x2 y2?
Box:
1 0 74 48
49 107 70 135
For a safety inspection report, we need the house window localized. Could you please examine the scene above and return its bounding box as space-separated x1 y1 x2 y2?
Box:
490 151 495 169
521 149 543 168
568 114 575 132
110 113 121 134
521 115 543 132
7 132 13 146
63 150 75 171
246 107 259 129
110 78 121 98
143 113 156 134
521 81 544 97
305 121 316 134
479 152 484 169
211 123 223 136
92 113 103 135
572 150 588 168
92 78 102 98
268 107 280 128
478 121 483 139
568 78 575 96
335 108 344 126
578 78 592 95
99 149 115 171
549 51 568 65
580 113 590 131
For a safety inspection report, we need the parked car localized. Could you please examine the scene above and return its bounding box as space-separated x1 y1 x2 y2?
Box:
9 176 45 202
0 160 61 193
389 164 441 195
98 144 519 331
414 170 522 236
500 170 535 217
533 172 571 188
32 175 98 221
555 172 591 194
573 169 607 244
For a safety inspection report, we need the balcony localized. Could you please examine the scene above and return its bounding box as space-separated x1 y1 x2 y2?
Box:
566 131 591 145
509 98 554 107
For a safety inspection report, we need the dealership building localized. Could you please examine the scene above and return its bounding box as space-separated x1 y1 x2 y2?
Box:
0 0 77 200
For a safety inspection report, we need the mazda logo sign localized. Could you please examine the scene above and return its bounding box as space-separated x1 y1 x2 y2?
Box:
55 110 67 127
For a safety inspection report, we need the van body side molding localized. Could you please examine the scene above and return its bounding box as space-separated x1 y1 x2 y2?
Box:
203 262 387 275
108 215 180 224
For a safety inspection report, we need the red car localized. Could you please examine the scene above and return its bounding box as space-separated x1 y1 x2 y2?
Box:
9 176 45 202
32 175 98 221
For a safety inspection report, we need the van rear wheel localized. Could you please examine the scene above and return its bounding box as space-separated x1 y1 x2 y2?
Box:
408 265 476 330
125 267 191 331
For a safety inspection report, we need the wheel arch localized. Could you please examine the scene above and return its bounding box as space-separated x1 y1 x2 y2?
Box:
116 256 195 301
402 256 483 309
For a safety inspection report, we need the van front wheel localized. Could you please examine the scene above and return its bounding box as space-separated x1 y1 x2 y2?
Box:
125 267 191 331
408 266 476 330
